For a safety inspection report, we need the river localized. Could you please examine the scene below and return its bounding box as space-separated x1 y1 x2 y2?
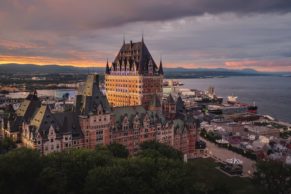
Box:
179 76 291 123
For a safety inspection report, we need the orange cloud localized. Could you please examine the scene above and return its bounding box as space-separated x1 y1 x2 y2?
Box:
0 55 105 67
0 40 43 49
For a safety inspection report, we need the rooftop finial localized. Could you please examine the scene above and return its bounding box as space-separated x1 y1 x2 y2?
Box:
142 31 144 43
123 33 125 45
158 56 164 75
106 58 110 74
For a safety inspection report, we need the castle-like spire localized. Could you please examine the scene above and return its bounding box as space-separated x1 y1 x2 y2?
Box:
105 59 110 74
158 58 164 75
33 89 37 96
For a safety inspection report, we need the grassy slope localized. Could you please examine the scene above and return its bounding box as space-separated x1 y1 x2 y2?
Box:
189 158 260 194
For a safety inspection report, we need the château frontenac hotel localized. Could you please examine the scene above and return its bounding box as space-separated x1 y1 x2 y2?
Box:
1 39 200 158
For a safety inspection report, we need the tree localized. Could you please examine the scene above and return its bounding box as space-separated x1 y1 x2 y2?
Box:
44 149 113 194
84 157 201 194
107 143 129 158
0 147 236 194
35 167 66 194
0 148 42 194
0 137 17 154
253 160 291 194
138 141 183 160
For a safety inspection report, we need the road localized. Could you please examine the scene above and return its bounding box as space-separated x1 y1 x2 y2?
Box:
201 137 256 177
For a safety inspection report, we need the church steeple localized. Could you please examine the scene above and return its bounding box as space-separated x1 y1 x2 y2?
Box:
105 59 110 74
158 58 164 75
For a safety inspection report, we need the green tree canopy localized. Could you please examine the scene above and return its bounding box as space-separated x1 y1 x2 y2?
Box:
253 160 291 194
107 143 129 158
138 141 183 160
0 137 17 154
0 148 42 194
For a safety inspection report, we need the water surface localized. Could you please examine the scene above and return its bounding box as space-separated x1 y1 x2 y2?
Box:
179 76 291 122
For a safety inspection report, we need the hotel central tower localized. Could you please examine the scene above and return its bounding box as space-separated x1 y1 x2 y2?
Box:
105 38 163 107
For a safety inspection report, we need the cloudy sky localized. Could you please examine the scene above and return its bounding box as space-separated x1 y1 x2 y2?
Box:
0 0 291 72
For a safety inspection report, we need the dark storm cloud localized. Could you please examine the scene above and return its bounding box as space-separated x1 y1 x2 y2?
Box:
1 0 291 71
1 0 291 31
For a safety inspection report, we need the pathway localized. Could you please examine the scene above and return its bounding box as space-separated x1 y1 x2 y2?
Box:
200 137 256 177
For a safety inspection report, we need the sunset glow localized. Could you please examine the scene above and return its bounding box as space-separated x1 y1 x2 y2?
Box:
0 0 291 72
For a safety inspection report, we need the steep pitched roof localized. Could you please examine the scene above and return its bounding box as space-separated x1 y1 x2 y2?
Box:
173 119 185 134
5 92 41 132
166 94 175 104
76 74 111 115
30 105 83 139
111 105 165 130
176 96 185 113
2 106 21 132
16 92 41 121
108 40 161 76
158 60 164 75
149 94 161 108
30 105 57 133
53 112 83 138
173 114 200 134
113 106 146 123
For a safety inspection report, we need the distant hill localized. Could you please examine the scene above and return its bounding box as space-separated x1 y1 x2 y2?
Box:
0 63 104 74
0 63 276 78
164 67 259 74
163 67 267 78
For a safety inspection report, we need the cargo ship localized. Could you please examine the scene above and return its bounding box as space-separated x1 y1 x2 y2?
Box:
207 96 258 115
227 96 258 114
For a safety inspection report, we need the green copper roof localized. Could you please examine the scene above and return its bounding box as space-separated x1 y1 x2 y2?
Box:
76 74 111 115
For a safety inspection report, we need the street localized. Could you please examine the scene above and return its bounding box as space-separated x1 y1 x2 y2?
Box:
200 137 256 177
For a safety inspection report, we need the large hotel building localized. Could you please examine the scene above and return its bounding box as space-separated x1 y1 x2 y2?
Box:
1 38 200 157
105 39 163 107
